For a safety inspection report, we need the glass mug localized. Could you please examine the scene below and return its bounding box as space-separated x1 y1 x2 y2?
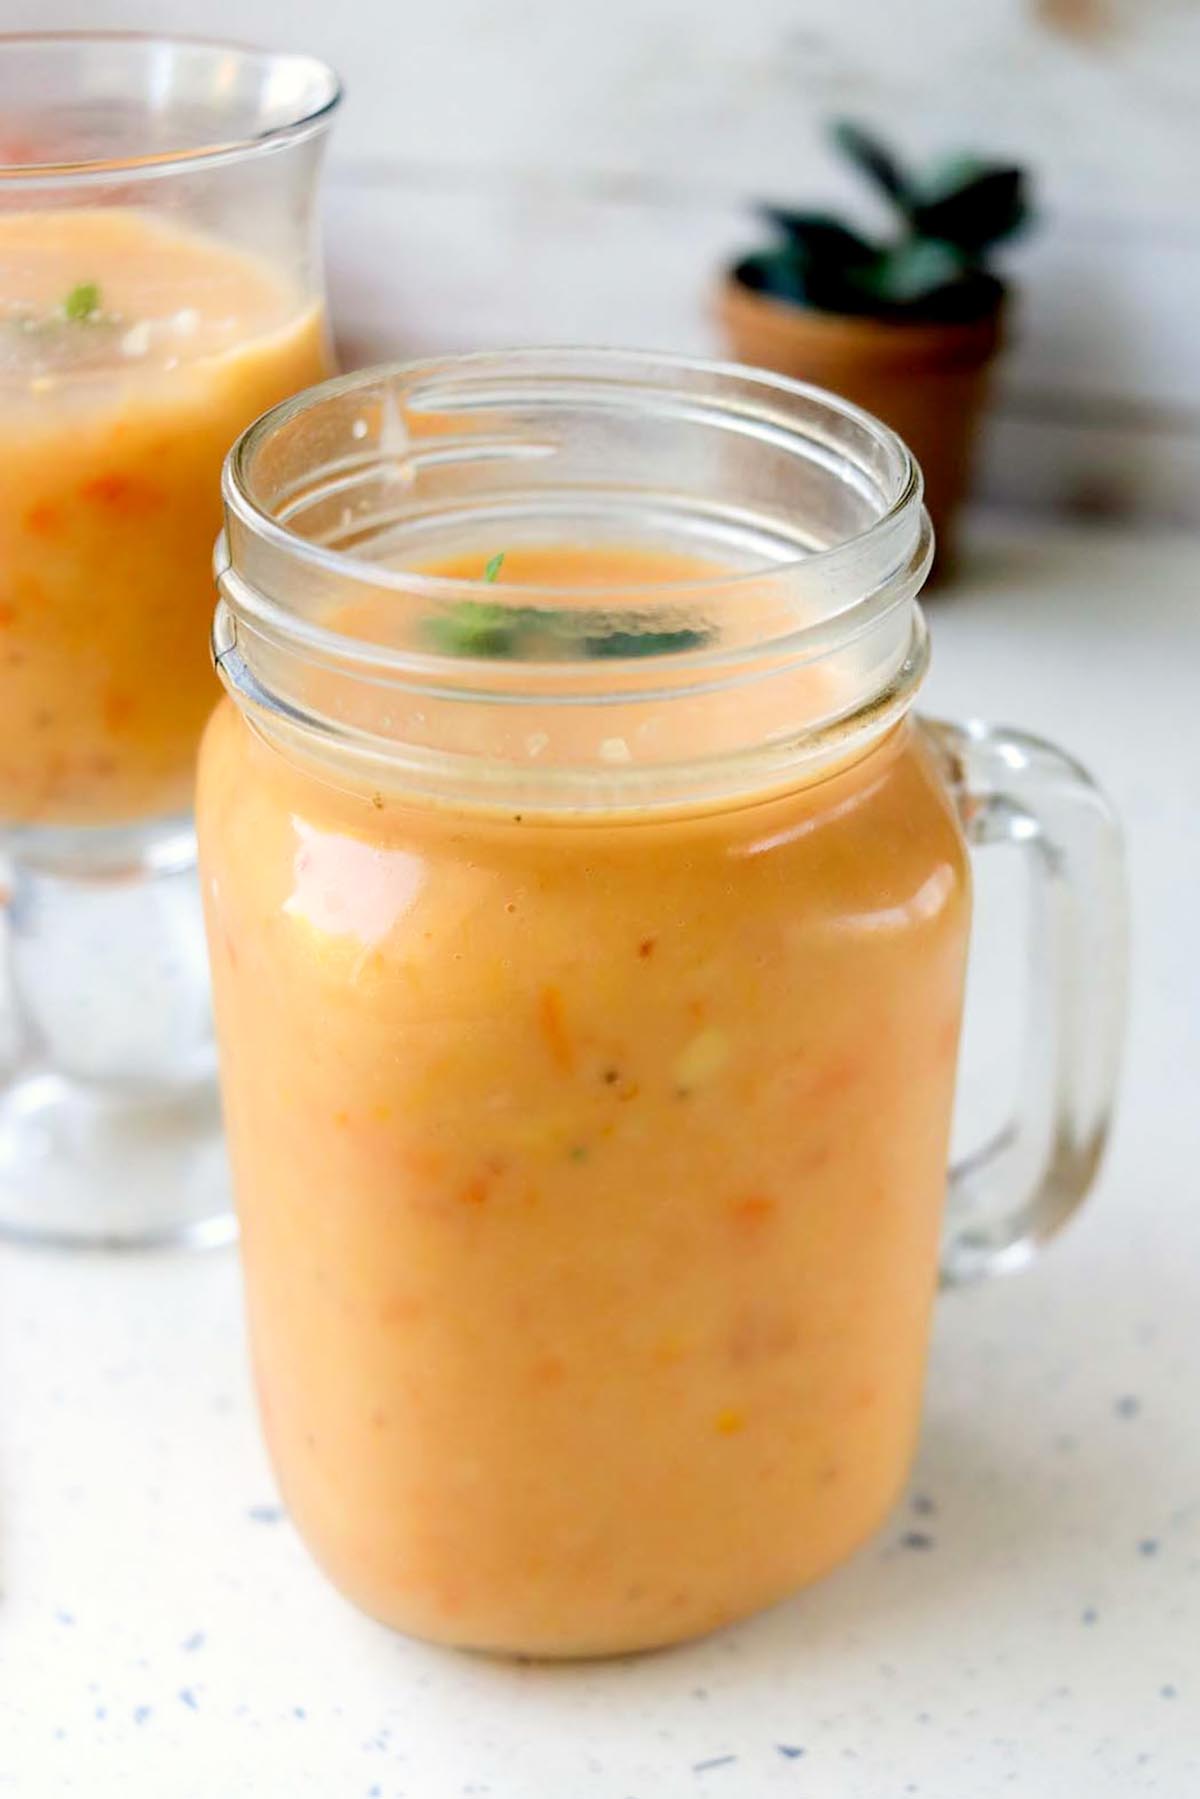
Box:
199 352 1125 1656
0 35 339 1246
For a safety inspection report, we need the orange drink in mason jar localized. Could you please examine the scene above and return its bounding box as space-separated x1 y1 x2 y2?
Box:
200 352 1125 1655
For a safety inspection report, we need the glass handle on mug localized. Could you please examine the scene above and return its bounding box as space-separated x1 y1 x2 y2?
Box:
924 719 1128 1286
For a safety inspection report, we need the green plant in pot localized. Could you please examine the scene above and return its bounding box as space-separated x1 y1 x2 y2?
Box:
719 122 1032 571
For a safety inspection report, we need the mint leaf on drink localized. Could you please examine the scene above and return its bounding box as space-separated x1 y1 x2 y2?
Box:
428 549 713 660
62 281 102 322
428 600 526 658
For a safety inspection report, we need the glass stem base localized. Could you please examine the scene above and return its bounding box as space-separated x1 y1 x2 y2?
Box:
0 814 231 1248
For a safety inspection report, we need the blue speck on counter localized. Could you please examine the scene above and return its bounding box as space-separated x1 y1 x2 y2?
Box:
777 1744 805 1758
55 1609 75 1626
900 1531 935 1551
1081 1607 1099 1625
182 1630 206 1652
693 1756 737 1773
293 1706 307 1720
179 1688 199 1711
133 1706 152 1726
1139 1538 1161 1557
1161 1685 1177 1699
247 1504 285 1524
1114 1395 1142 1418
94 1706 107 1721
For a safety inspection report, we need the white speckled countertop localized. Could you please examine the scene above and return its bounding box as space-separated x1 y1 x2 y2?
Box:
1 518 1197 1798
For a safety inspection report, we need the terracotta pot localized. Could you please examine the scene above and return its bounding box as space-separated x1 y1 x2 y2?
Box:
717 275 1004 574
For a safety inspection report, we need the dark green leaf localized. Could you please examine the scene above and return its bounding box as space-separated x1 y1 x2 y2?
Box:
830 120 912 207
919 153 1002 199
911 167 1030 252
759 207 877 266
581 625 710 658
848 263 1005 323
850 238 969 306
731 249 811 305
908 270 1006 322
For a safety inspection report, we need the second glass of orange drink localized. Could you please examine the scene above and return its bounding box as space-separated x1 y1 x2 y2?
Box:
0 36 338 1244
200 353 1126 1655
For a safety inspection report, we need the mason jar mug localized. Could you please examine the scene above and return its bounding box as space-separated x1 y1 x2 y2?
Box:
0 34 339 1245
199 351 1126 1656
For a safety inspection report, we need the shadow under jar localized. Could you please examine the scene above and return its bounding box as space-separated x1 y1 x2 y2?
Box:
201 351 1126 1657
0 34 338 1246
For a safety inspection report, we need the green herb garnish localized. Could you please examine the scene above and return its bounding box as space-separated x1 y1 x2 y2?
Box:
424 551 512 651
581 625 709 658
428 601 529 659
430 553 712 661
63 281 102 322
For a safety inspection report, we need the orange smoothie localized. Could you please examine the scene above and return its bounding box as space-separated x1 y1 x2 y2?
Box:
0 209 330 826
198 546 971 1657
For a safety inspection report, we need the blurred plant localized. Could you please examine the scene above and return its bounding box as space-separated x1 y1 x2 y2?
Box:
733 121 1031 325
